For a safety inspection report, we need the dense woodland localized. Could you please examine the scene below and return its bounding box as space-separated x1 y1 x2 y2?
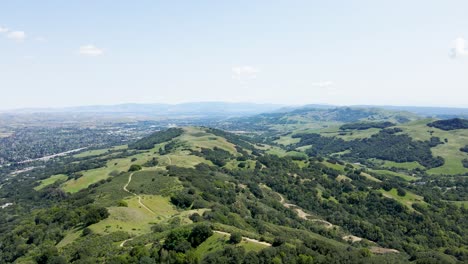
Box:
339 121 395 130
292 130 445 168
427 118 468 131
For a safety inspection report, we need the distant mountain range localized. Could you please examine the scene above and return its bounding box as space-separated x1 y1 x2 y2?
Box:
2 102 468 119
1 102 285 118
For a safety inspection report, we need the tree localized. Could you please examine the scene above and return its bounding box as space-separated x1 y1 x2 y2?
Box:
81 227 93 236
128 164 142 172
397 188 407 197
272 237 285 247
229 232 242 244
189 224 213 247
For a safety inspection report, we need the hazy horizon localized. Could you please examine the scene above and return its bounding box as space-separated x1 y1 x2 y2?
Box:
2 1 468 109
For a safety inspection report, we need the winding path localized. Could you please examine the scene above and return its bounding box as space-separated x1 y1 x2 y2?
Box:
213 231 272 246
123 172 156 215
119 238 134 247
278 194 333 228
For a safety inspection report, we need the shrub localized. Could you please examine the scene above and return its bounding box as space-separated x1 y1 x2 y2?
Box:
128 164 142 172
229 232 242 244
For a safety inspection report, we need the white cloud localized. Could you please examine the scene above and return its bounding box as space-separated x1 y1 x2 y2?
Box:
232 65 260 80
7 31 26 41
79 44 104 56
451 37 468 58
0 26 8 33
311 81 334 87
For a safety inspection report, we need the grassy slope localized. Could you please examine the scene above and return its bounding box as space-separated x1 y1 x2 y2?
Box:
73 145 128 158
179 127 238 154
194 232 268 259
89 195 177 236
369 169 418 181
397 119 468 175
34 174 68 190
379 188 426 211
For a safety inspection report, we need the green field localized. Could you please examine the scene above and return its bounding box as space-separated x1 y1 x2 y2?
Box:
126 171 182 196
274 135 300 146
194 232 268 259
74 145 128 158
62 151 156 193
376 160 424 170
397 120 468 175
369 169 418 181
89 195 177 235
379 188 426 210
179 127 238 154
34 174 68 190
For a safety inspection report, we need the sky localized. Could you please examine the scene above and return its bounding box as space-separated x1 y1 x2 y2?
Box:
1 0 468 110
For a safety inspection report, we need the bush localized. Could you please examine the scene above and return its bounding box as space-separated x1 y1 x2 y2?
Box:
229 232 242 244
397 188 407 197
82 227 93 236
118 200 128 207
189 224 213 247
128 164 142 172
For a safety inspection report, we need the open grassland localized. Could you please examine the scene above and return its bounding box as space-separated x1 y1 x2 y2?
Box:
194 232 268 259
126 171 182 196
369 169 418 181
274 135 300 146
449 200 468 208
34 174 68 190
378 160 424 170
179 127 237 154
321 161 345 172
265 146 288 156
73 145 128 158
62 151 156 193
320 127 382 141
56 228 83 248
90 195 177 236
379 188 426 211
159 151 213 168
397 119 468 175
360 172 382 182
63 141 212 194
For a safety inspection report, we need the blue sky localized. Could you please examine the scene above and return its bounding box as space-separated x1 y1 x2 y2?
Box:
1 1 468 109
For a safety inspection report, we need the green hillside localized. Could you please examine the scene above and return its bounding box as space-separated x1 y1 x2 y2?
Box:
0 125 466 263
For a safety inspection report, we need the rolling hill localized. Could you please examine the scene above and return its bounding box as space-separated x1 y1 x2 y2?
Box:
0 125 466 263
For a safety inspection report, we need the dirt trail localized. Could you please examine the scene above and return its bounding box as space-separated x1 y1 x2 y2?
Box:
123 172 156 215
213 231 272 246
369 246 399 254
119 238 134 247
278 194 333 228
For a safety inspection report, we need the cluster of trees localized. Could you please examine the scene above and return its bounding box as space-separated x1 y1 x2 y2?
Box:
340 121 395 130
252 155 467 262
0 200 109 263
427 118 468 130
293 130 445 168
129 128 183 150
192 147 234 166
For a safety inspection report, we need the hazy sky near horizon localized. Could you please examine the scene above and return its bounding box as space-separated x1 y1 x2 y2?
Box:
1 1 468 110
